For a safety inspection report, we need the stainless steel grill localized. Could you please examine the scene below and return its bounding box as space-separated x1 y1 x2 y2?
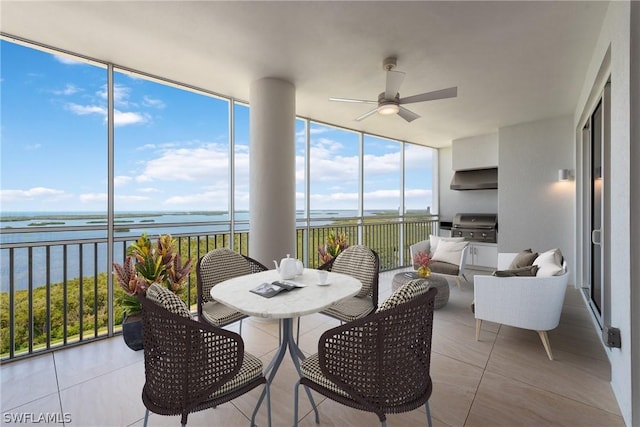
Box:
451 213 498 243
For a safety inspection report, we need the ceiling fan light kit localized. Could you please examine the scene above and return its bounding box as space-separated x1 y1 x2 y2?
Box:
378 103 400 115
330 56 458 122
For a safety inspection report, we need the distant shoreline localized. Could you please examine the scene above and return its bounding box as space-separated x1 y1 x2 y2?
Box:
0 211 237 222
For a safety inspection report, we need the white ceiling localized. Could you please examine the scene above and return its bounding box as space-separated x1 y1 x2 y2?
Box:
0 1 609 148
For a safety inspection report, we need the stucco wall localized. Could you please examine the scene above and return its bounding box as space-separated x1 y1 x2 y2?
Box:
573 2 634 425
497 116 575 282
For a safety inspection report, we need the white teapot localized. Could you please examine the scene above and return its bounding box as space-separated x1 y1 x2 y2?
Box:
274 254 298 280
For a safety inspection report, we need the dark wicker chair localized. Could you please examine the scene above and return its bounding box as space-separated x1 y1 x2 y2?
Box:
138 293 271 427
294 287 436 427
196 248 268 334
319 245 380 322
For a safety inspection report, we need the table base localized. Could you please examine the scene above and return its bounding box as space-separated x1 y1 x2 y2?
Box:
251 318 319 425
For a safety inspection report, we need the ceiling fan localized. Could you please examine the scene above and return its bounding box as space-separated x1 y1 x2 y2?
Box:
329 57 457 123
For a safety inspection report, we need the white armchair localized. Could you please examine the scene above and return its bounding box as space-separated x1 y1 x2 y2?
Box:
473 252 569 360
409 238 469 288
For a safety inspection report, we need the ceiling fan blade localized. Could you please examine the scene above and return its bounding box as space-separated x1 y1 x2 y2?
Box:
355 107 379 122
399 86 458 105
385 70 405 99
329 97 377 104
397 106 421 122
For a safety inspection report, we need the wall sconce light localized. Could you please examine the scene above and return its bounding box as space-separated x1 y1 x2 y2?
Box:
558 169 572 181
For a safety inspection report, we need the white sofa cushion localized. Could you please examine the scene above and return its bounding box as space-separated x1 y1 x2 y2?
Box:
431 240 469 265
533 248 564 277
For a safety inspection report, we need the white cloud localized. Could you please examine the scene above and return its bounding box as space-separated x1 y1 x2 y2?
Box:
404 145 434 169
142 96 165 109
308 125 335 135
114 176 133 186
53 55 83 65
66 103 106 116
115 194 151 203
405 188 432 197
97 84 131 107
66 103 148 126
137 144 157 151
364 189 401 199
138 187 161 193
24 144 42 151
164 190 228 207
295 125 342 142
114 110 148 126
312 137 345 155
309 150 359 184
0 187 65 202
79 193 107 203
363 151 400 173
136 144 230 183
52 84 80 96
311 192 359 203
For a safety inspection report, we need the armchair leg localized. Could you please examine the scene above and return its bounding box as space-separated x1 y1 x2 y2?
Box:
143 409 149 427
425 401 433 427
538 331 554 360
475 319 482 341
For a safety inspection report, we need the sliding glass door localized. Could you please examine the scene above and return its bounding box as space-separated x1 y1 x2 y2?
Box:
583 82 609 325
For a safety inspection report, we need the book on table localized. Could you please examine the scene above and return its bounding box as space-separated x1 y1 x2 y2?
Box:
250 280 306 298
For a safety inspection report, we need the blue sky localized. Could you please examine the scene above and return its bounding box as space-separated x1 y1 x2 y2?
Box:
0 39 434 214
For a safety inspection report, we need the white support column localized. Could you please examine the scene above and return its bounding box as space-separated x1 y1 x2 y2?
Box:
249 78 296 266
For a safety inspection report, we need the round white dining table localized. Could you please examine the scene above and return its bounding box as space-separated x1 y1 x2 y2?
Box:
210 267 362 424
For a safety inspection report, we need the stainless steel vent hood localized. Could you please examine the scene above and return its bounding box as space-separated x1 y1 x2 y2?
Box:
450 168 498 190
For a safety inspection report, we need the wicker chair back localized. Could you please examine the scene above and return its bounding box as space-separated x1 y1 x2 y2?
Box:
138 294 268 426
298 287 436 424
196 248 268 316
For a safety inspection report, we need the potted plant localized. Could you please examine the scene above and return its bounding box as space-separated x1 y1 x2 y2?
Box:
112 233 193 350
318 232 349 264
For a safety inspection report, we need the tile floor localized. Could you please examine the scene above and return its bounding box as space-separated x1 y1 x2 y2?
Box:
0 269 625 427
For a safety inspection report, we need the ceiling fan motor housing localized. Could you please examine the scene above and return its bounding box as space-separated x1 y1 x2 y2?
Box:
382 56 397 71
377 92 400 115
378 92 399 103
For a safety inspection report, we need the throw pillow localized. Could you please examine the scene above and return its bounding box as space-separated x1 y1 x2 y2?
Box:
430 235 465 254
146 283 191 318
508 249 539 269
376 278 431 312
533 248 564 277
492 265 539 277
431 240 468 265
